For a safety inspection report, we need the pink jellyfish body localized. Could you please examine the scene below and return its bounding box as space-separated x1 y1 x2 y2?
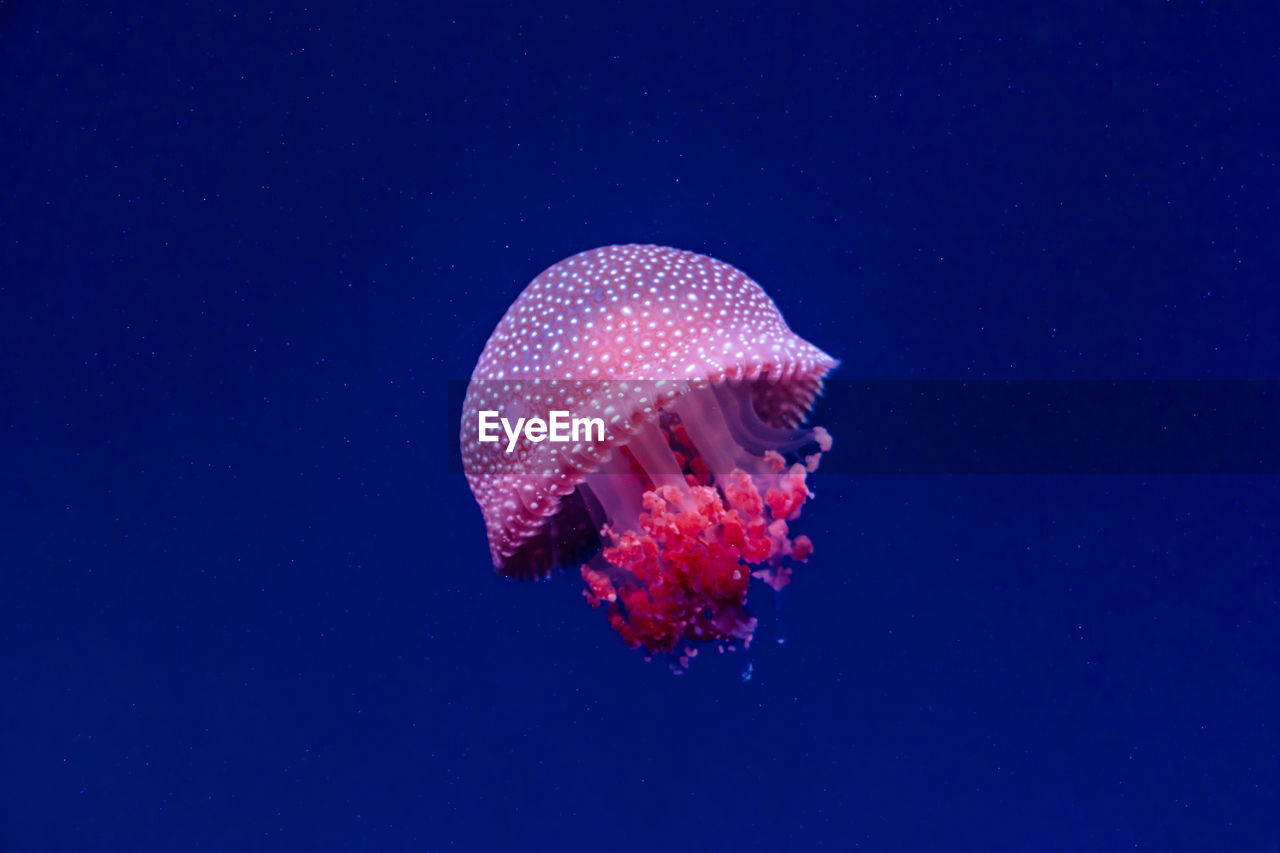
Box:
461 244 835 660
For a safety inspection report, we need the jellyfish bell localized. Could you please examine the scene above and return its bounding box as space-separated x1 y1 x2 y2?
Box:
461 244 836 660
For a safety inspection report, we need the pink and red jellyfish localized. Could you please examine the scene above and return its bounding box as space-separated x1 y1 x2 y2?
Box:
461 244 835 664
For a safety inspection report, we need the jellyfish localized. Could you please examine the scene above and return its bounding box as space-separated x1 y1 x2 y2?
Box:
461 244 836 661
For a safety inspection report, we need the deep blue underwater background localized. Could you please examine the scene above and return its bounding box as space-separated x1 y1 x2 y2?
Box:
3 2 1279 850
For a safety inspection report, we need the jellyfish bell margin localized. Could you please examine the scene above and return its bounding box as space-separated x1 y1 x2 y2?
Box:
459 244 837 667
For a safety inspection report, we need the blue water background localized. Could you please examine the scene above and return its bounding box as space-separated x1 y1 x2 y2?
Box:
2 3 1277 849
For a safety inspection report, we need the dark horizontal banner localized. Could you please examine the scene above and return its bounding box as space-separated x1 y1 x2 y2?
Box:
447 380 1279 474
812 380 1277 474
